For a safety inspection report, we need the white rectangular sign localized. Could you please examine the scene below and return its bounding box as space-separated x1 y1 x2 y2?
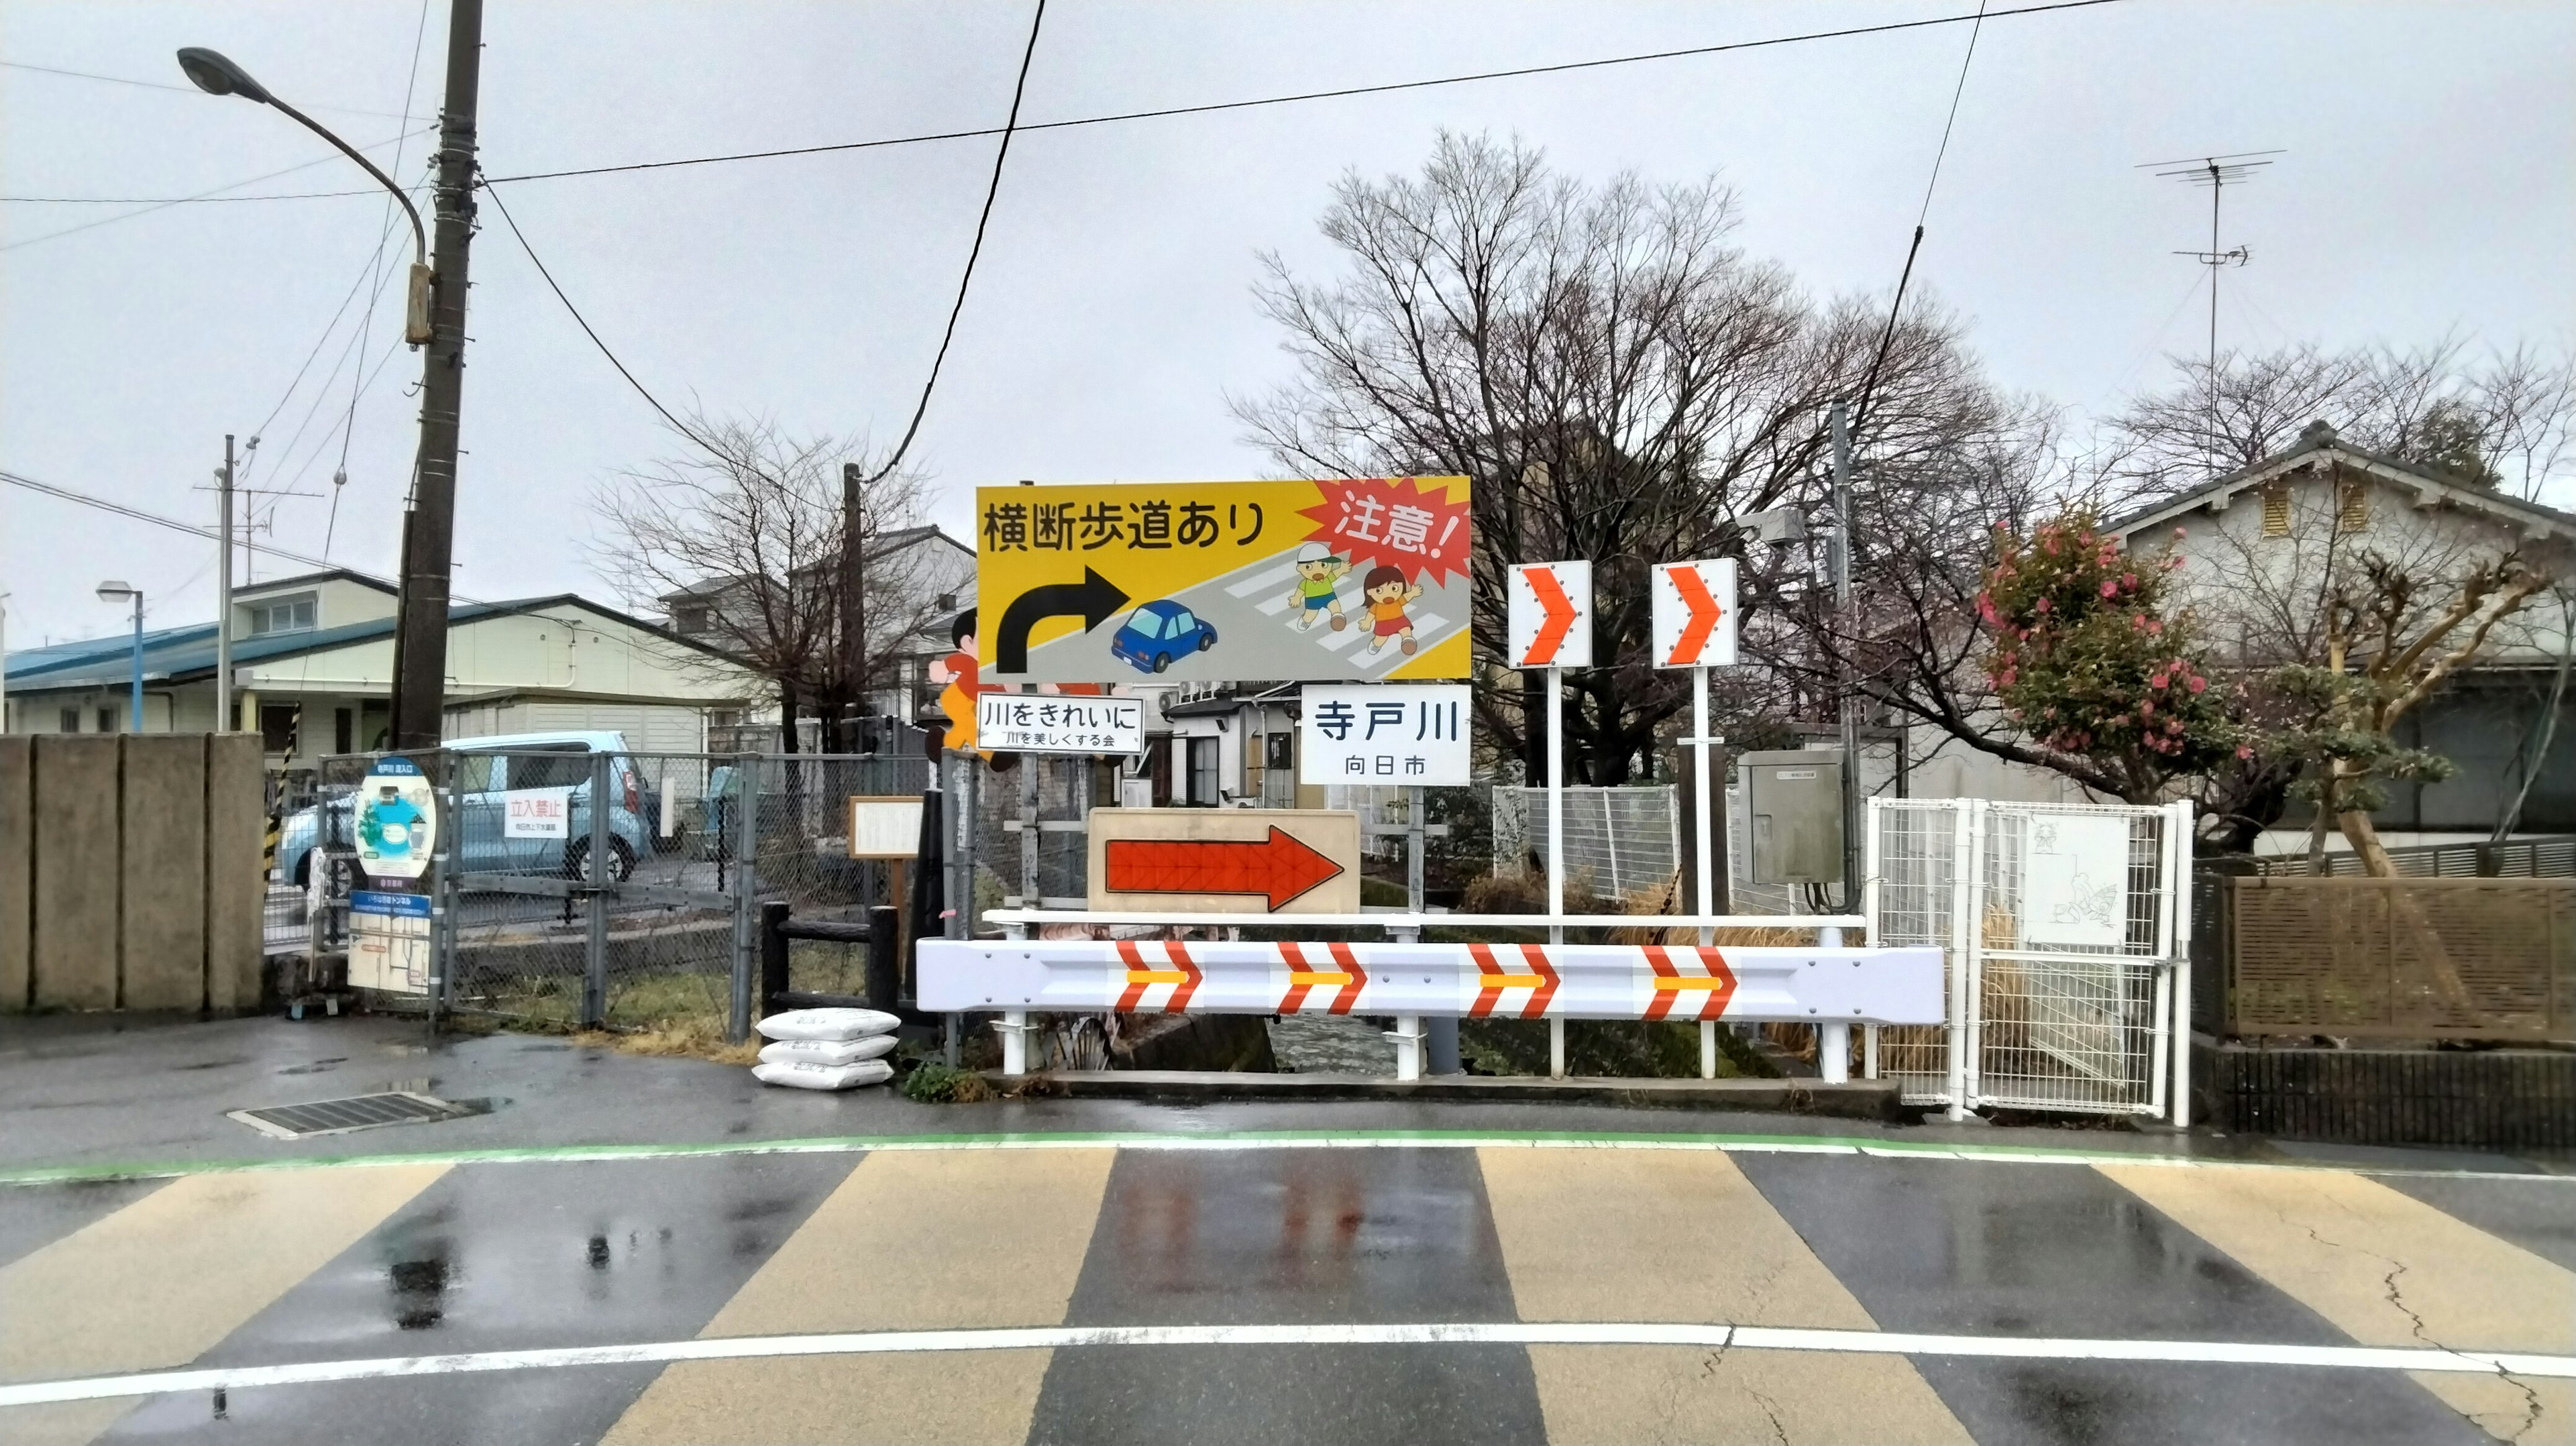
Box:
2024 812 2132 949
349 890 430 995
1652 557 1737 669
847 796 926 860
502 787 572 838
1299 684 1471 786
977 693 1146 755
1507 561 1593 669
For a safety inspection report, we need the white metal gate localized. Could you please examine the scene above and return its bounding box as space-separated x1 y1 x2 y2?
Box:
1865 797 2194 1123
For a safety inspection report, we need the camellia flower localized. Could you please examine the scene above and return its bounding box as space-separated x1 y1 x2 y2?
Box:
2100 579 2118 598
2188 675 2208 693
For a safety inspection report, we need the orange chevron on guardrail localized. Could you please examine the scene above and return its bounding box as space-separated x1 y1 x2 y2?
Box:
1642 944 1737 1021
1116 938 1203 1013
1277 939 1367 1015
1467 941 1561 1018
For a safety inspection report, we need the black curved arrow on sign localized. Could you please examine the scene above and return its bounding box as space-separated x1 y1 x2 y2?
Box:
995 567 1131 673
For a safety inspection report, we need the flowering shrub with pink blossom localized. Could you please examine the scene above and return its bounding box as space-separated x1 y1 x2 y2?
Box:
1978 510 2243 801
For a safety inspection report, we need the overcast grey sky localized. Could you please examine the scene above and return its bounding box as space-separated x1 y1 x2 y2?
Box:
5 0 2570 649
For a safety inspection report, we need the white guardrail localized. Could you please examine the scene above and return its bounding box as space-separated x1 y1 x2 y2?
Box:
919 930 1940 1084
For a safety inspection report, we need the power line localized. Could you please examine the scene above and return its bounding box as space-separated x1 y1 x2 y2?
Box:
2 466 492 604
481 182 724 457
2 188 389 204
1 125 434 252
3 467 366 575
1852 0 1991 439
482 0 2126 187
0 59 418 119
861 0 1045 488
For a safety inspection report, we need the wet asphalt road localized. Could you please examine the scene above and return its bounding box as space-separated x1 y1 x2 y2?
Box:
3 1015 2573 1444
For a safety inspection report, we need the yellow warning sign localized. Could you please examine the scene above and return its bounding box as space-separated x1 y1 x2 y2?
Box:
975 477 1471 685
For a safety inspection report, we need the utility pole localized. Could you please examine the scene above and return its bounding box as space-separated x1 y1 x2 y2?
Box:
217 434 234 732
388 0 484 752
840 463 867 751
1831 402 1860 911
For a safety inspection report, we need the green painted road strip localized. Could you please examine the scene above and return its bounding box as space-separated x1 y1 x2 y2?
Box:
2 1127 2567 1187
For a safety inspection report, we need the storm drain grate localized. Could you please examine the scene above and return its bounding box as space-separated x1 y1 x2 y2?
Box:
228 1091 468 1140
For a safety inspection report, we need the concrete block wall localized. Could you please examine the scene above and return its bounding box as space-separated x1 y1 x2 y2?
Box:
0 734 264 1013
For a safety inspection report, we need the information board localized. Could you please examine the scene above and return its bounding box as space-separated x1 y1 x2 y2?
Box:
975 476 1471 685
1298 684 1472 786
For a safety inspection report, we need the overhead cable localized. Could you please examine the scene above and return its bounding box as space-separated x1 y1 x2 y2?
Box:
1851 0 1990 439
859 0 1046 488
482 0 2124 187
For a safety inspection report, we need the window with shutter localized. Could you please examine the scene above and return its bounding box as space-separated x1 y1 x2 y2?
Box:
2261 484 2291 538
2337 480 2370 533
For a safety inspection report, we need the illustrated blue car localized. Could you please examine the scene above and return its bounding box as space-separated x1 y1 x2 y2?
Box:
1111 600 1218 674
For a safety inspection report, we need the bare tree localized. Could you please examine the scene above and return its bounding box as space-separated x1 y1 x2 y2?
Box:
2109 338 2576 505
590 412 942 749
1234 131 2023 783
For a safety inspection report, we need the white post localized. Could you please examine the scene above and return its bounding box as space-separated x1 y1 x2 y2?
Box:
1393 1015 1422 1081
2169 798 2196 1128
1945 800 1972 1121
1001 1009 1028 1076
1548 663 1565 1078
1548 665 1565 927
1860 796 1880 1080
1964 799 1990 1107
1695 665 1717 1076
1817 923 1849 1084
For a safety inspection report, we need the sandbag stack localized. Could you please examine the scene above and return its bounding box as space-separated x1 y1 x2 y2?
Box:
751 1007 901 1091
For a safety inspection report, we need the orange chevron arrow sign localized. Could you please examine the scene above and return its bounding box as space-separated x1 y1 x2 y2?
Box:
1508 561 1592 668
1652 557 1737 669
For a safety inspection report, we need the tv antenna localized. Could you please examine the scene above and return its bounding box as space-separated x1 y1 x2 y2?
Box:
2139 150 2283 380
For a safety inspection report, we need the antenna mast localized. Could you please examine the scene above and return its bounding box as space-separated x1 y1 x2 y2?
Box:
2140 150 2282 381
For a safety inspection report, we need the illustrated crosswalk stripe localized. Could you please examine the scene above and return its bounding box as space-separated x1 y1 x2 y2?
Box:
0 1163 445 1446
1478 1146 1972 1445
2099 1162 2576 1443
600 1147 1115 1446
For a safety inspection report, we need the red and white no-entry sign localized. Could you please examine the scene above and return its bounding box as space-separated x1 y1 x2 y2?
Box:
1508 561 1592 668
1651 558 1737 668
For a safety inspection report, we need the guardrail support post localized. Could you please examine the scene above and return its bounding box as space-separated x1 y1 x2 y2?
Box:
1700 1022 1717 1079
1548 1018 1566 1079
1001 1009 1028 1076
1392 1015 1422 1081
1819 1023 1851 1085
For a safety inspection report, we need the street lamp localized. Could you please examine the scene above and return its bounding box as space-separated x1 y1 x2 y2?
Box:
95 581 143 734
174 48 432 345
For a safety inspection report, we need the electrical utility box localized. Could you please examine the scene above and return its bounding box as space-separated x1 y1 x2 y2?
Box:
1743 748 1844 885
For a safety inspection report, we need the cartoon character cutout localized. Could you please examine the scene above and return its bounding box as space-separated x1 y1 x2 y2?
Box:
1360 564 1424 655
927 608 1006 755
1283 541 1351 632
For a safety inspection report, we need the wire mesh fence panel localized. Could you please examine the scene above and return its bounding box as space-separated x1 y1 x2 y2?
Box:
1495 785 1679 906
1868 798 1965 1105
1975 802 2173 1115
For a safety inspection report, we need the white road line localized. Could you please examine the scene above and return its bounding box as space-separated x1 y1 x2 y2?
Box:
9 1132 2569 1188
6 1322 2569 1408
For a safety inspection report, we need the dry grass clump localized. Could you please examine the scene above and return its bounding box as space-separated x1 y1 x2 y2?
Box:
570 1021 762 1066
